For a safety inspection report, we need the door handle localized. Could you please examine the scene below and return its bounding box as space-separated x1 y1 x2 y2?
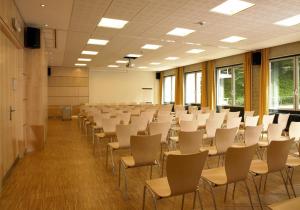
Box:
10 106 16 121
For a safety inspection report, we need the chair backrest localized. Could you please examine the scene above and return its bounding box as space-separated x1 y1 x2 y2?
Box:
262 114 275 131
131 116 148 131
196 113 210 127
149 122 171 143
201 106 211 113
179 114 193 122
215 128 238 154
157 115 173 123
179 120 198 132
227 111 240 121
166 151 208 195
225 144 257 183
93 114 103 127
226 117 242 129
188 106 198 114
209 112 226 125
267 140 292 173
130 109 140 116
267 124 283 142
244 111 254 118
206 119 222 138
119 113 131 125
116 124 137 148
289 122 300 141
245 116 259 127
178 130 205 154
102 118 119 133
244 125 263 146
278 113 290 131
174 105 185 112
157 110 170 116
130 134 161 165
141 111 155 123
175 110 187 118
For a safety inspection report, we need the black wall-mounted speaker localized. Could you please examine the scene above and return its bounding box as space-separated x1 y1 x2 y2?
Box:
24 27 40 49
252 51 261 65
48 67 51 76
156 72 161 80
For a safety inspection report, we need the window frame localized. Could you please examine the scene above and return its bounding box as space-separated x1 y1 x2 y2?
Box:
216 64 244 107
163 75 175 104
269 56 300 111
184 71 202 105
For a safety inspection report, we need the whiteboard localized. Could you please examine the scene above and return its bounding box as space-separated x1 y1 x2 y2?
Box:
142 88 153 103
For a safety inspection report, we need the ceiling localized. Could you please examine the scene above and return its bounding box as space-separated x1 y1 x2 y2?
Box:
15 0 300 71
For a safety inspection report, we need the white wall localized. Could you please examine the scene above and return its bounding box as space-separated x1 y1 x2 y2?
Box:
89 70 159 104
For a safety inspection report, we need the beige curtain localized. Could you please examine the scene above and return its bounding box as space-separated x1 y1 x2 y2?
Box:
175 67 184 105
207 60 216 110
201 62 208 107
244 52 252 111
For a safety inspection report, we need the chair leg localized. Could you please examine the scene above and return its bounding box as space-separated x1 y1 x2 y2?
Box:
106 144 109 168
224 184 228 202
197 189 204 210
232 183 236 200
244 180 254 210
286 167 297 197
280 170 291 199
263 174 268 191
181 194 185 210
110 148 115 174
142 185 147 210
124 164 128 197
161 155 165 177
150 190 158 210
203 179 217 210
193 191 196 210
251 175 263 210
118 160 121 188
150 165 153 179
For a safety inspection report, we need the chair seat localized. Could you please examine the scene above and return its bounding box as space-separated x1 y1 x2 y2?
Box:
203 134 214 139
121 156 135 167
269 197 300 210
146 177 171 198
286 155 300 168
250 159 268 175
258 140 269 147
169 136 178 142
95 133 105 138
164 150 181 156
202 167 227 186
200 146 217 156
108 142 119 149
232 142 246 148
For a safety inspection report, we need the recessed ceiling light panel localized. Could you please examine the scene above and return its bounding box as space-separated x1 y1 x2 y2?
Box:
126 54 142 58
81 51 98 55
150 62 161 65
220 36 246 43
167 27 195 37
78 58 92 61
210 0 255 16
87 39 109 45
138 66 148 69
141 44 162 50
108 65 119 68
274 14 300 27
116 60 128 64
186 49 205 54
98 17 128 29
75 63 87 66
165 57 179 60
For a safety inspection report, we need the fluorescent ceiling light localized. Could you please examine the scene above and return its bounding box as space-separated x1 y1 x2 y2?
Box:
141 44 162 50
126 54 142 58
108 65 119 68
81 50 98 55
78 58 92 62
75 63 87 66
116 60 128 64
167 27 195 37
98 17 128 29
87 39 109 45
150 62 161 65
138 66 148 69
165 57 179 60
210 0 255 16
186 49 205 54
220 36 246 43
274 14 300 27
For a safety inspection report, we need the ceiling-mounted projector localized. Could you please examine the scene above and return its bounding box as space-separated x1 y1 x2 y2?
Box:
124 56 137 68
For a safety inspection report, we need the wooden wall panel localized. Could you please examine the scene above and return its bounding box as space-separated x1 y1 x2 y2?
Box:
48 67 89 118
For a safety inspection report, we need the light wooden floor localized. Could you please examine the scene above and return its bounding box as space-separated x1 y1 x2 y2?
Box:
0 119 299 210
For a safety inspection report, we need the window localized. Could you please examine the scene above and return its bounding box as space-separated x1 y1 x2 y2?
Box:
217 65 244 106
269 56 299 110
163 75 175 103
185 71 202 104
